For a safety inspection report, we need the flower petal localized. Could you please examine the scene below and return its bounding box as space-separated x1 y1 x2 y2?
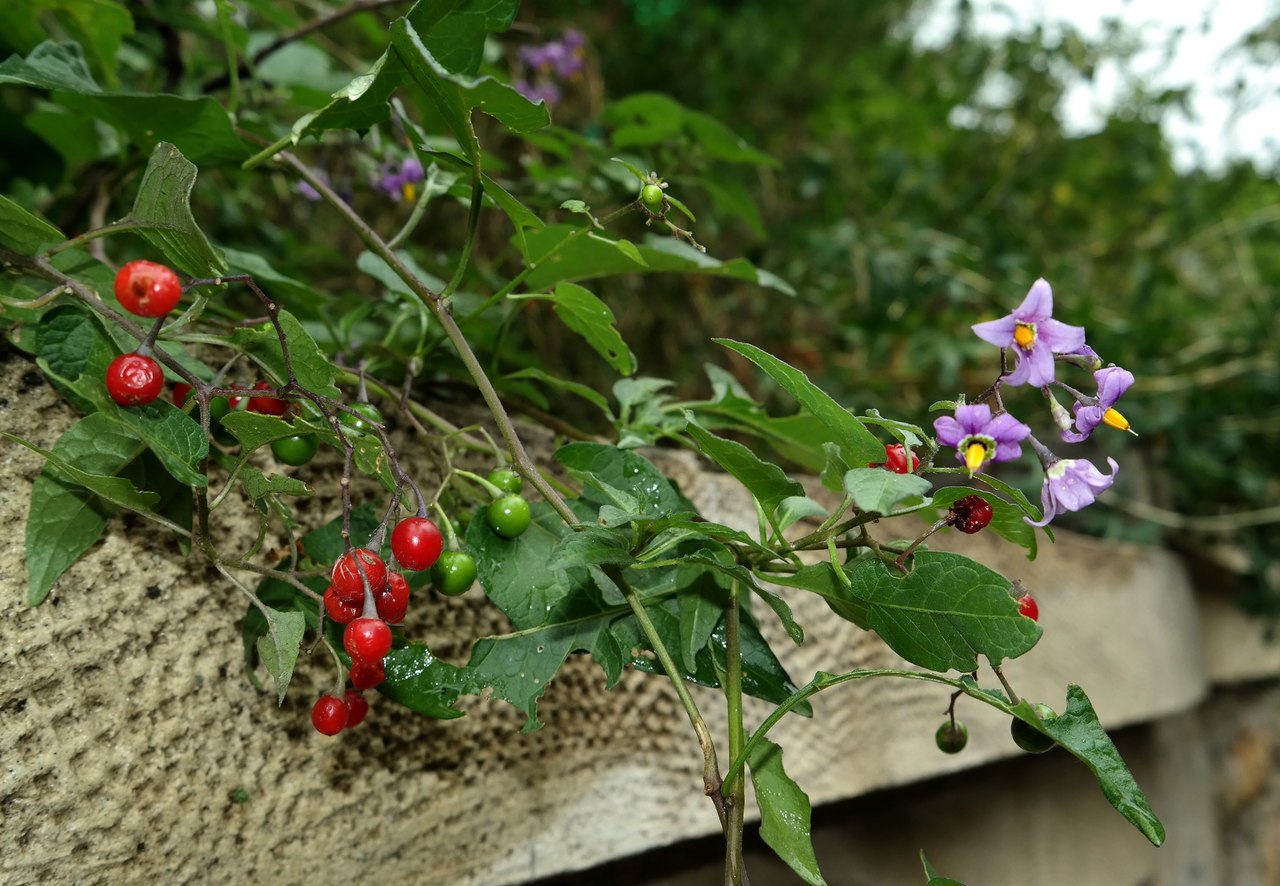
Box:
1095 366 1134 407
1014 279 1053 322
953 403 993 434
1022 345 1057 387
985 412 1031 445
1004 349 1033 385
972 316 1017 348
1037 318 1086 354
933 416 966 447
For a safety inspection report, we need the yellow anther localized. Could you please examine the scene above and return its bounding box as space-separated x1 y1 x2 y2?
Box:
964 441 987 473
1013 323 1036 349
1102 407 1137 436
402 182 417 202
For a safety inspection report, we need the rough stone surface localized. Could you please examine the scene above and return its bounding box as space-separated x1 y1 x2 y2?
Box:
0 352 1255 886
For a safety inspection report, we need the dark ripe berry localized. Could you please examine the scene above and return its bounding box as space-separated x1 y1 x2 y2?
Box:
950 494 994 534
391 517 444 571
486 468 523 495
106 353 165 406
248 380 289 416
323 585 360 625
935 720 969 754
487 495 532 539
1011 703 1058 754
870 443 920 474
114 260 182 317
349 658 386 690
310 694 349 736
331 549 388 603
375 572 409 625
343 691 369 728
344 617 392 663
1017 593 1040 622
172 383 192 406
271 434 318 466
431 551 477 597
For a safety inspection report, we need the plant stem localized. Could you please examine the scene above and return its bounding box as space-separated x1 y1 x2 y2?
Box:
611 567 727 829
723 579 747 886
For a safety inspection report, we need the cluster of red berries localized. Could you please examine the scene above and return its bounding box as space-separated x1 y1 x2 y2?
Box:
105 260 182 407
310 516 446 735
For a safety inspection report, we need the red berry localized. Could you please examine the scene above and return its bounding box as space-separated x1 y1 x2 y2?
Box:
106 353 165 406
349 658 385 690
950 494 993 534
247 380 289 416
1018 593 1040 622
330 548 388 603
172 382 192 406
310 694 348 736
375 572 410 624
344 617 392 662
344 690 369 728
391 517 444 571
114 260 182 317
323 585 360 624
870 443 920 474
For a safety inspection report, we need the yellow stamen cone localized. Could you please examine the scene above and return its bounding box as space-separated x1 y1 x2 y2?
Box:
402 182 417 202
1102 407 1137 436
964 441 987 474
1013 323 1036 349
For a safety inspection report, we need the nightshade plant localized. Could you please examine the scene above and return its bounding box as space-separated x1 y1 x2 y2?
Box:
0 2 1163 883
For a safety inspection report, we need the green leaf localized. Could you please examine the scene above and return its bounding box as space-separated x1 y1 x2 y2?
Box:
972 470 1051 541
0 193 65 254
502 367 612 417
239 466 312 502
22 414 147 604
685 420 803 518
715 339 884 467
106 401 207 487
843 467 932 514
748 739 826 886
356 248 447 297
36 0 134 89
544 282 636 375
3 431 159 512
548 524 635 571
255 607 305 705
921 850 967 885
927 487 1037 560
847 553 1041 671
518 224 792 294
424 150 542 230
556 442 685 519
230 310 339 399
1026 685 1165 846
677 567 726 672
0 39 102 92
390 14 547 169
219 411 303 451
126 142 226 277
776 495 828 530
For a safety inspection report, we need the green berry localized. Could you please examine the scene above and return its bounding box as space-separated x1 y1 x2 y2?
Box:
486 468 523 495
640 183 664 213
271 434 318 466
935 720 969 754
208 394 246 444
1010 703 1058 754
487 495 532 539
431 551 477 597
340 402 382 434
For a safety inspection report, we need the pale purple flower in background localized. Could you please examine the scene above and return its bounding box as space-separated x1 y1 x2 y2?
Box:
933 403 1030 474
514 80 562 107
1061 366 1136 442
1027 456 1120 527
296 169 330 202
374 157 426 202
972 279 1086 387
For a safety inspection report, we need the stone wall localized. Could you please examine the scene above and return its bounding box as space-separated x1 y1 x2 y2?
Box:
1 352 1275 886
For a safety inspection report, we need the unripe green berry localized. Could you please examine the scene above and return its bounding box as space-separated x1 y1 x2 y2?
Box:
1010 703 1058 754
640 183 664 213
935 720 969 754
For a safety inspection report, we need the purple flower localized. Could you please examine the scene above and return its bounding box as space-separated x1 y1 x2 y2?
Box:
933 403 1030 474
1062 366 1136 442
1026 456 1120 527
972 279 1086 387
1057 343 1103 371
374 157 426 202
296 169 330 202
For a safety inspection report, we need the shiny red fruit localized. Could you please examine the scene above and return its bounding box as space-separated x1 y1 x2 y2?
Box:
114 260 182 317
344 691 369 728
247 380 289 416
349 658 385 690
344 617 392 663
870 443 920 474
310 694 348 736
106 353 165 406
1018 594 1040 622
330 549 388 603
375 572 409 625
950 494 993 534
391 517 444 571
323 585 360 624
172 383 192 406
